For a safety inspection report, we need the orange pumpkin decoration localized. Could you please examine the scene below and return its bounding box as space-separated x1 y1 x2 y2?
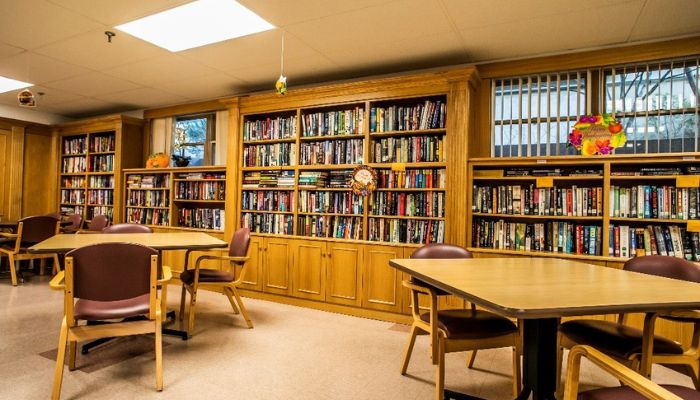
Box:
146 152 170 168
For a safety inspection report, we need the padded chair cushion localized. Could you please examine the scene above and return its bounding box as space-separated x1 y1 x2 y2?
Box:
578 384 700 400
180 268 233 285
420 309 517 340
74 294 150 321
560 319 683 359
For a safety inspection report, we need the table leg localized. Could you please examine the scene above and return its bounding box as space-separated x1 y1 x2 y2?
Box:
517 318 559 400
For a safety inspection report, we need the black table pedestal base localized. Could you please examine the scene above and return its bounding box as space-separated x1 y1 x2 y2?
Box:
517 318 559 400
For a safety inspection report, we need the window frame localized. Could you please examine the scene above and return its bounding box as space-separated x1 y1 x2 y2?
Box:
172 112 216 166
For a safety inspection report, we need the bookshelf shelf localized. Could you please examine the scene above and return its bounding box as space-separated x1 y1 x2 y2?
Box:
374 187 445 192
369 128 447 138
242 187 295 191
472 175 603 181
241 210 294 214
369 215 445 221
472 213 602 221
243 138 297 145
609 217 694 223
299 134 365 142
174 199 226 203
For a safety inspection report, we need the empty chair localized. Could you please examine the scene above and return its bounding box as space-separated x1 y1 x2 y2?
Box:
49 242 170 399
0 215 61 285
103 223 153 234
400 243 521 399
84 215 109 232
61 214 83 234
179 228 252 336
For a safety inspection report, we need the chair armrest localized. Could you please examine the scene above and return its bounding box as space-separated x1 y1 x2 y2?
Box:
194 254 249 267
0 232 18 238
563 345 682 400
401 279 434 296
49 271 65 291
157 266 172 285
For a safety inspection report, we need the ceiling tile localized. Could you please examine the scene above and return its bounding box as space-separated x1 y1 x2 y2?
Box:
0 0 102 50
151 73 248 100
0 52 89 84
238 0 393 27
34 28 170 71
104 54 218 86
45 0 193 26
95 87 189 108
629 0 700 41
39 97 125 118
0 42 25 59
227 53 339 90
43 72 142 97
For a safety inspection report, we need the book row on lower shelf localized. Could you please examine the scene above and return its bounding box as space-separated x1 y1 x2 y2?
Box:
299 191 362 214
62 137 86 155
297 215 363 239
243 115 297 142
60 205 84 216
301 108 365 137
368 218 445 244
370 99 446 132
127 208 169 226
299 139 363 165
178 208 225 230
610 185 700 219
87 206 113 220
241 212 294 235
372 135 443 163
87 189 113 205
128 190 169 207
242 171 295 188
241 191 294 212
610 224 700 261
243 143 295 167
471 218 602 256
472 185 603 217
370 191 444 218
378 168 445 189
175 181 225 201
61 189 84 204
89 175 114 188
90 135 115 153
89 155 114 172
62 156 87 173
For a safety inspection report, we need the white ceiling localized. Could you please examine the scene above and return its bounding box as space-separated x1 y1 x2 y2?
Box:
0 0 698 119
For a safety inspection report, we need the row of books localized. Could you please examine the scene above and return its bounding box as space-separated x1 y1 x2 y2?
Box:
370 192 445 218
297 215 363 239
472 185 603 217
377 169 445 189
369 99 446 132
89 155 114 172
241 191 294 212
127 208 169 226
610 224 698 259
90 135 115 153
127 174 169 189
301 108 365 137
298 171 328 188
372 136 443 163
611 166 684 176
177 208 225 230
87 189 113 205
177 172 225 180
61 176 85 188
299 191 363 214
62 156 87 173
60 189 85 204
241 213 294 235
368 218 445 244
242 171 295 188
299 139 363 165
89 175 114 189
243 143 295 167
128 191 168 207
60 205 84 216
471 219 602 256
503 168 601 177
87 206 113 220
62 137 86 155
175 181 225 201
610 186 700 219
243 115 297 142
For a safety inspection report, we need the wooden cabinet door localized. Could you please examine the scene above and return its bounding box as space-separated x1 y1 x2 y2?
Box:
263 237 292 295
326 242 363 307
0 129 13 221
290 239 326 301
362 245 404 313
235 236 263 291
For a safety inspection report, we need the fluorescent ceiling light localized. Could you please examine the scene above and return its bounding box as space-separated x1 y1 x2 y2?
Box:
115 0 275 52
0 76 32 94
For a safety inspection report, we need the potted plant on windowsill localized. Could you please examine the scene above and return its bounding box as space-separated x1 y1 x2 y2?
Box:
172 127 191 167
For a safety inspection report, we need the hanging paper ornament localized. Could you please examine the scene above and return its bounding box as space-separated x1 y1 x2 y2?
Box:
275 75 287 95
17 88 35 107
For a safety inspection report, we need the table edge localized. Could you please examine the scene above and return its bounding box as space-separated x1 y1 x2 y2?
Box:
28 242 228 253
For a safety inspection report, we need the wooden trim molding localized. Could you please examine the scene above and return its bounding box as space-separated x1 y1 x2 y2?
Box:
143 100 229 120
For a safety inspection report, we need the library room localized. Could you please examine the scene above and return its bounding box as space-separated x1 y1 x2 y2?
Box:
1 1 700 399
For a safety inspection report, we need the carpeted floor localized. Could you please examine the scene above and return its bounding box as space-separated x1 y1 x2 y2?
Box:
0 275 695 399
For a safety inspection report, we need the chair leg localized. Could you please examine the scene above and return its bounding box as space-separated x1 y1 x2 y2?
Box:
467 350 477 368
178 285 187 321
401 324 419 375
224 288 240 315
512 345 522 398
40 259 47 276
53 254 61 274
160 284 169 323
231 287 253 329
68 341 77 371
8 254 17 286
436 336 445 400
155 309 163 391
187 288 198 336
556 345 564 399
685 363 700 390
52 317 68 400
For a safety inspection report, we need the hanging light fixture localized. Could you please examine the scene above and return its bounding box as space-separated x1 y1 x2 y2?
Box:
275 32 287 95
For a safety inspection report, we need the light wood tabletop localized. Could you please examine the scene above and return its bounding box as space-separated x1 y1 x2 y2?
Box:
28 232 228 253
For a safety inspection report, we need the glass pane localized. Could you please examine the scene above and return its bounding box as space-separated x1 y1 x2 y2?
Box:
175 117 207 144
181 145 204 166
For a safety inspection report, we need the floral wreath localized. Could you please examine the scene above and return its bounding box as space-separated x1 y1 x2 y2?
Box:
350 165 377 196
567 114 626 156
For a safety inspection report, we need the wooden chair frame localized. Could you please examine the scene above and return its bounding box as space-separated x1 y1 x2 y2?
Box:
178 250 251 337
49 254 172 400
563 345 683 400
0 220 61 286
654 310 700 389
400 280 521 400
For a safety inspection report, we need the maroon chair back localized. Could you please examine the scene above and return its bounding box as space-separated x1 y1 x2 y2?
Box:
18 215 59 244
624 255 700 283
45 212 62 220
66 243 157 302
87 215 109 231
65 214 83 232
229 228 251 257
103 223 153 234
411 243 473 260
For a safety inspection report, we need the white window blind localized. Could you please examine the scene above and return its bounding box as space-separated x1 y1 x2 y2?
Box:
492 72 588 157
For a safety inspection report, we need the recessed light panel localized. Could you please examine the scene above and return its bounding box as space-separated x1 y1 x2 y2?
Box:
0 76 32 94
115 0 275 52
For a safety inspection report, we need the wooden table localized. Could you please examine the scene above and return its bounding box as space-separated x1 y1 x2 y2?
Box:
389 257 700 400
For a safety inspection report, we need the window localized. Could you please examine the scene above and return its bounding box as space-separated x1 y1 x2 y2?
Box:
603 57 700 154
492 72 588 157
173 113 216 166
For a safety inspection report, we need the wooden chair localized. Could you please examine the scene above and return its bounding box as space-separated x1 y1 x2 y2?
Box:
179 228 252 337
400 243 521 399
563 345 695 400
48 242 171 400
0 215 61 285
558 256 700 394
61 214 83 234
82 214 109 233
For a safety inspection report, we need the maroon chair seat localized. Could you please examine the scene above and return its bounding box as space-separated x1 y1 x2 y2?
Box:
420 309 518 340
560 319 683 360
179 269 233 284
74 294 151 320
578 384 700 400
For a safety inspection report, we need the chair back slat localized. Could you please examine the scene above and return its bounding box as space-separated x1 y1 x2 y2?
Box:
88 215 109 231
624 255 700 283
66 243 157 302
229 228 251 257
103 223 153 234
18 215 59 243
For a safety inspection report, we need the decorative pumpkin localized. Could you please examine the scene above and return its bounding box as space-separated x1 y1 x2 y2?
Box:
146 152 170 168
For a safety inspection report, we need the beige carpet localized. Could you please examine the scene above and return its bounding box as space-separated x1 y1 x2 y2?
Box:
0 275 695 399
